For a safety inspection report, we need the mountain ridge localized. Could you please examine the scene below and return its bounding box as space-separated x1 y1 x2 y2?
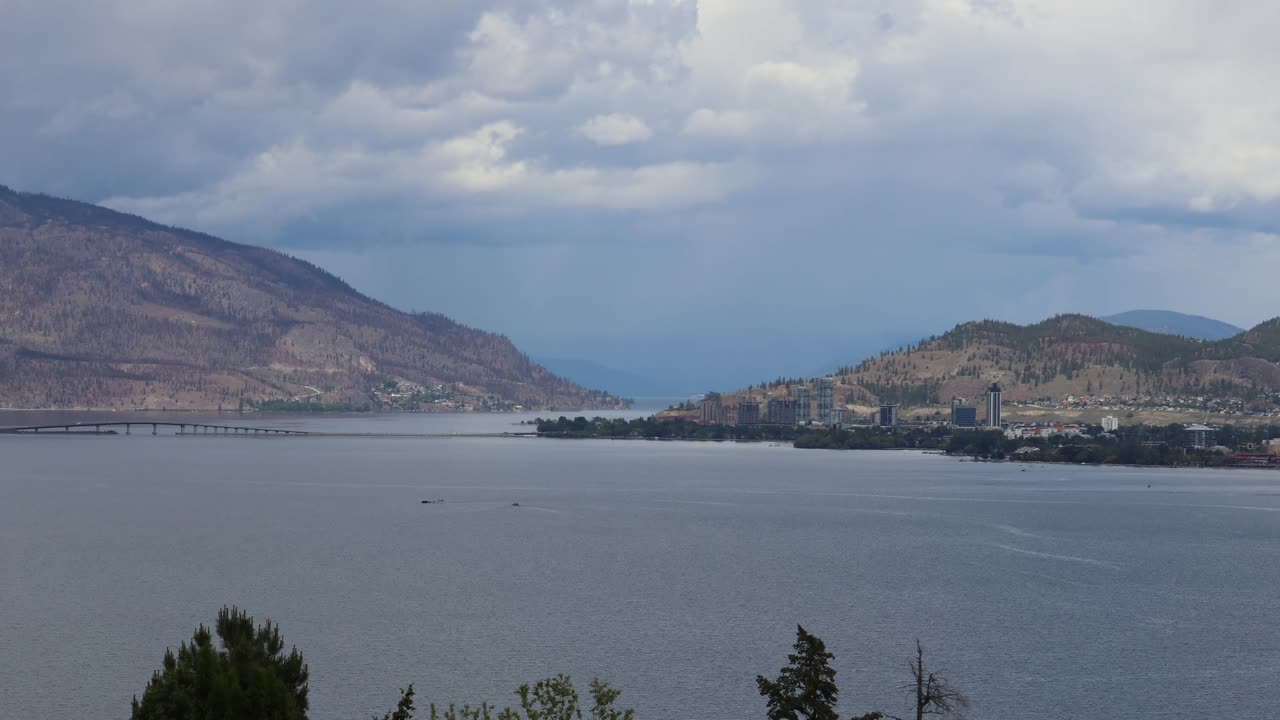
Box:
715 313 1280 418
1101 309 1245 341
0 185 627 411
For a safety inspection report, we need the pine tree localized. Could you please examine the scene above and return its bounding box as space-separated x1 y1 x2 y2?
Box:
756 625 882 720
130 606 310 720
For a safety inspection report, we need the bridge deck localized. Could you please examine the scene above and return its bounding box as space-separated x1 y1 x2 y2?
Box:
0 421 308 435
0 422 537 439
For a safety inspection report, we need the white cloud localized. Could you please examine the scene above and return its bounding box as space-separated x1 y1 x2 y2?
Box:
13 0 1280 381
576 113 653 146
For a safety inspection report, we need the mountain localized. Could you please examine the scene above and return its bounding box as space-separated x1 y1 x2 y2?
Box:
717 314 1280 416
1101 310 1244 341
0 185 627 411
532 356 674 397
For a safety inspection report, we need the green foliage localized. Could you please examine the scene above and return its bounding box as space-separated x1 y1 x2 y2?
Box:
425 676 632 720
757 626 881 720
943 423 1278 467
757 626 840 720
534 416 804 442
377 686 416 720
794 426 950 450
129 610 631 720
130 606 310 720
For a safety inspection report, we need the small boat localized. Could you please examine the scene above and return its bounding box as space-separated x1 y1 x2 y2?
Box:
512 502 520 507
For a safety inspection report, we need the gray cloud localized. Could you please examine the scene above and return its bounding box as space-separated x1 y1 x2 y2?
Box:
3 0 1279 391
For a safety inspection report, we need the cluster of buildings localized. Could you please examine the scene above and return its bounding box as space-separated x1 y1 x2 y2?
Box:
699 378 839 426
699 382 1007 430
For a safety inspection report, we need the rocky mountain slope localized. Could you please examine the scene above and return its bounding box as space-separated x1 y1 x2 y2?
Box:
836 314 1280 410
714 314 1280 419
0 185 626 411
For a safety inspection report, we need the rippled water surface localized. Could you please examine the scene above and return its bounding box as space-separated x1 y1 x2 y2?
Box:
3 412 1279 719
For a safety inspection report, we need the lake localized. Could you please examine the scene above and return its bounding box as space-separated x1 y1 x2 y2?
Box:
2 412 1278 719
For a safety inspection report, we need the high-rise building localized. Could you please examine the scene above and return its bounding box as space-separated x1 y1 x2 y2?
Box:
816 378 834 423
767 398 797 425
699 392 723 424
792 387 811 424
879 403 899 427
951 397 977 427
1101 415 1119 432
1184 423 1215 448
986 383 1003 428
737 400 760 426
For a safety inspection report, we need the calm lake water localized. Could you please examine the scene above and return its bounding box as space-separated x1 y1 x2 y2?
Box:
3 412 1279 719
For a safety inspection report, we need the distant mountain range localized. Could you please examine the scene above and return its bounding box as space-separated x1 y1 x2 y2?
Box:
717 313 1280 415
1101 310 1244 341
532 356 675 398
0 185 627 411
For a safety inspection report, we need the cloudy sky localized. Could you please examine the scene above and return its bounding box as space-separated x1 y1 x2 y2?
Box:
4 0 1279 393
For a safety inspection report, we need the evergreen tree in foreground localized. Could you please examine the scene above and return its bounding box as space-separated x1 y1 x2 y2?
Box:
131 606 310 720
756 625 882 720
129 607 633 720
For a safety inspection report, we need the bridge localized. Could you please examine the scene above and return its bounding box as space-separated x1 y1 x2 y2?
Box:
0 422 309 436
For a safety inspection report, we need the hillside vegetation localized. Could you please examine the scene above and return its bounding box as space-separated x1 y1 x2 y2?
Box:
838 314 1280 410
714 314 1280 418
0 185 625 411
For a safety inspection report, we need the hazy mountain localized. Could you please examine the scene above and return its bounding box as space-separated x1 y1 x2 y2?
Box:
1102 310 1244 341
0 185 627 411
532 356 675 397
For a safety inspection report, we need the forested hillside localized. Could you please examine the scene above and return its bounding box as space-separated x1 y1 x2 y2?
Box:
714 314 1280 417
839 314 1280 408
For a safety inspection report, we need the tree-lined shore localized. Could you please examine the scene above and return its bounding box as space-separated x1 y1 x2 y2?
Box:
535 416 1280 468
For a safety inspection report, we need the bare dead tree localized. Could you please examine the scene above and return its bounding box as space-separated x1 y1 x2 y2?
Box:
888 640 970 720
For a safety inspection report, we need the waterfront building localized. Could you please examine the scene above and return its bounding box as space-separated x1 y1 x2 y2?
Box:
986 383 1003 428
1101 415 1119 432
792 387 811 424
699 392 723 424
878 403 899 427
767 398 797 426
950 397 977 428
816 378 834 423
737 400 760 426
1184 423 1215 449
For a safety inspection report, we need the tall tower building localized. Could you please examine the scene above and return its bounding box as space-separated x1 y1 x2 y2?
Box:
699 392 723 424
792 387 811 424
816 378 834 423
986 383 1003 428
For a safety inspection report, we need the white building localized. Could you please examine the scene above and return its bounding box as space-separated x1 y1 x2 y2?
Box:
1101 415 1119 432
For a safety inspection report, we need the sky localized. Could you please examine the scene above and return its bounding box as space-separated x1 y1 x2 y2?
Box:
4 0 1280 394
